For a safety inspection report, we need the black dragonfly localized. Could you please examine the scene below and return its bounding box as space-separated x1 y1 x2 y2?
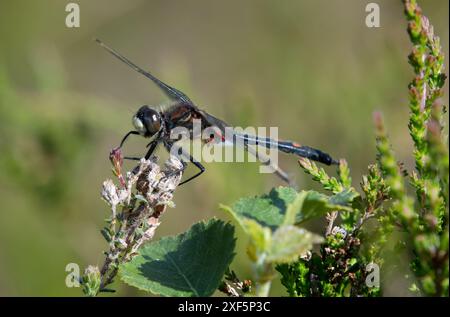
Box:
96 39 339 186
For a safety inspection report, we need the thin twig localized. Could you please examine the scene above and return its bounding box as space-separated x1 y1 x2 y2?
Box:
326 211 338 236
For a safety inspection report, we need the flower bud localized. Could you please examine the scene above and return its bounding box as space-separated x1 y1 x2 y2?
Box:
82 265 101 297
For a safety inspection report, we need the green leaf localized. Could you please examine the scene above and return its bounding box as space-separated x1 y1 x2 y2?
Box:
221 187 358 230
100 227 112 242
267 226 323 263
283 191 308 226
329 188 360 206
241 219 272 261
220 187 298 231
295 189 358 223
119 219 236 297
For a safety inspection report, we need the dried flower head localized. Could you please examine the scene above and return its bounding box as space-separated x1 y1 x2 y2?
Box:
83 149 185 296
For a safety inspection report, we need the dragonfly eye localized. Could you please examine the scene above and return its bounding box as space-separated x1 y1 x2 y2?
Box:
133 106 162 137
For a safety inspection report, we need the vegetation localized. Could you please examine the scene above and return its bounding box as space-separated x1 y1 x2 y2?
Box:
81 0 448 297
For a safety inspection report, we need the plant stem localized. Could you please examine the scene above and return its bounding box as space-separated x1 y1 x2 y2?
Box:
255 281 272 297
254 254 275 297
326 211 338 236
83 151 184 296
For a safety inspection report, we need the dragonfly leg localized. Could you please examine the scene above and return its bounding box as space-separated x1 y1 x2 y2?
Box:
178 157 205 185
163 141 205 186
119 131 140 148
243 143 294 186
144 141 158 159
122 141 158 162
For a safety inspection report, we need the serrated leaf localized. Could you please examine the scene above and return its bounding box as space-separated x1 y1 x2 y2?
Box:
295 189 358 223
283 191 308 226
221 187 298 231
221 187 357 230
267 226 323 263
329 188 360 206
119 219 235 297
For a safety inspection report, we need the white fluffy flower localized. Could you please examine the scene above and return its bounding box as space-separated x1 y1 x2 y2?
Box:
101 179 120 206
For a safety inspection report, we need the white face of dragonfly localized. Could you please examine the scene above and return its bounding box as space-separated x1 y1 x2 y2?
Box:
132 115 146 135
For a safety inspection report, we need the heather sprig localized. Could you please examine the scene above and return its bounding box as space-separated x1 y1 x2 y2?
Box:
378 0 449 296
299 157 345 194
374 112 415 226
299 158 359 231
427 104 449 206
288 157 387 296
405 0 447 183
285 1 449 296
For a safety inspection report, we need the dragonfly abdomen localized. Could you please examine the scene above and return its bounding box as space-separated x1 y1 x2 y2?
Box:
235 133 338 166
277 142 338 165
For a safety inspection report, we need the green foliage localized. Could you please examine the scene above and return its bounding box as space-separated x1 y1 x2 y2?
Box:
277 159 384 296
276 0 449 297
373 0 449 296
221 186 297 230
0 0 447 298
299 158 346 194
221 186 356 228
267 226 321 264
83 0 447 298
278 232 380 297
82 266 101 297
297 190 358 223
119 219 236 297
300 158 361 230
0 67 96 206
221 187 325 296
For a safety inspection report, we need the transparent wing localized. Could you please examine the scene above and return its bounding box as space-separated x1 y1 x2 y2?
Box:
216 129 294 186
95 39 193 105
243 143 294 186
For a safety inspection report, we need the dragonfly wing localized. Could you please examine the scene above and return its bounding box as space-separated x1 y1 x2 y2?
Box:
195 109 230 132
243 143 295 186
96 39 193 105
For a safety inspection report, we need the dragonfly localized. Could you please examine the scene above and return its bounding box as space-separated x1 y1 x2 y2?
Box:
96 39 339 186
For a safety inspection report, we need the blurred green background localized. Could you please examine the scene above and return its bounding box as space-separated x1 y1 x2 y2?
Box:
0 0 448 296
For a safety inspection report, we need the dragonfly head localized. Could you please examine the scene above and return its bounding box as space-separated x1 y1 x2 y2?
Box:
133 105 162 138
